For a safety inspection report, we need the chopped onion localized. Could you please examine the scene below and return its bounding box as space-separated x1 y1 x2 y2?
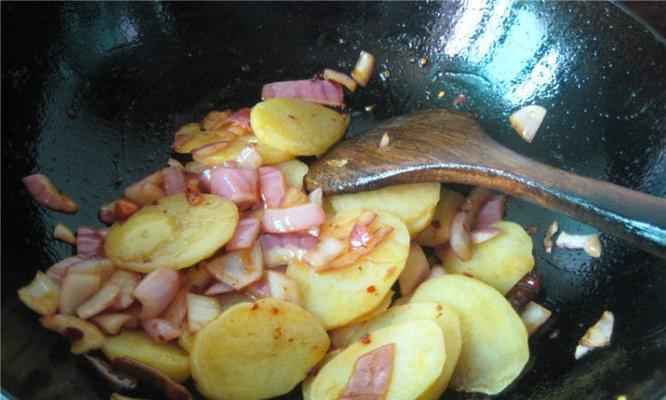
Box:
262 202 326 233
449 187 492 261
167 158 184 168
204 281 236 296
22 174 79 213
236 147 263 170
162 166 186 195
46 256 83 285
340 343 394 399
187 293 222 332
244 278 272 299
556 231 602 258
509 105 547 143
67 257 115 277
123 171 165 206
53 223 76 245
142 318 181 343
201 110 232 131
259 233 318 268
76 226 106 259
76 282 120 319
162 289 188 327
59 272 102 315
543 220 559 254
378 132 390 149
351 51 376 87
226 217 261 251
171 133 194 150
107 269 142 311
228 108 252 131
304 236 346 270
428 265 446 279
325 225 394 271
323 69 357 93
575 310 614 360
520 302 552 335
191 141 231 158
99 201 119 224
204 243 264 290
470 227 502 244
133 269 180 319
265 270 301 306
308 188 323 207
261 79 344 107
474 194 506 227
91 313 133 335
258 167 287 208
18 271 61 315
115 198 140 220
209 166 258 208
184 265 214 292
349 211 377 249
398 243 430 296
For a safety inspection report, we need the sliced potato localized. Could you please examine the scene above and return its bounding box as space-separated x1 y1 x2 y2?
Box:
307 320 445 400
251 98 348 156
191 298 329 400
40 314 106 354
398 243 430 296
410 275 529 394
173 123 228 154
439 221 534 294
273 159 309 190
101 329 190 383
287 210 410 329
192 133 293 166
345 303 462 400
327 183 440 236
416 187 465 246
105 193 238 273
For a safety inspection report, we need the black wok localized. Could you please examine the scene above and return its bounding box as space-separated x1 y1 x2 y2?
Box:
2 2 665 399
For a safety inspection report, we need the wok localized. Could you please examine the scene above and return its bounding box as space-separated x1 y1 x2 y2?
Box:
2 2 665 399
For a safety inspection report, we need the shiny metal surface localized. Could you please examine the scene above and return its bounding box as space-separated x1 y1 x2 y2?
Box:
2 2 665 399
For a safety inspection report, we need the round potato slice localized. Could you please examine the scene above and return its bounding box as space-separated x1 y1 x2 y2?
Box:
173 123 229 154
105 193 238 273
344 303 462 400
192 133 293 166
327 183 440 236
251 98 349 156
307 320 445 400
191 298 329 400
438 221 534 294
416 187 465 246
287 210 410 329
410 275 529 394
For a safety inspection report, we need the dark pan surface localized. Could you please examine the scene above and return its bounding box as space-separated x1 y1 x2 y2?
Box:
2 2 665 399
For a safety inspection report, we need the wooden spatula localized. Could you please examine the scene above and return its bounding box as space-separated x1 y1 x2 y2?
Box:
305 109 666 259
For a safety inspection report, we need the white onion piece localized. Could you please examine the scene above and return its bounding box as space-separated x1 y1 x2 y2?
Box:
142 318 181 343
449 187 492 261
575 310 614 360
18 271 61 316
133 269 180 319
226 217 261 251
262 203 326 233
245 278 271 300
236 147 263 170
76 283 120 319
187 293 221 332
204 243 264 290
22 174 79 213
161 166 186 195
162 289 188 327
106 269 142 311
520 302 552 335
543 220 560 254
509 105 547 143
351 51 376 87
185 265 214 292
398 243 430 296
46 256 83 285
378 132 390 149
556 231 602 258
474 195 506 227
303 236 346 270
265 271 302 306
53 223 76 245
470 227 502 244
91 313 132 335
323 69 357 93
60 272 102 315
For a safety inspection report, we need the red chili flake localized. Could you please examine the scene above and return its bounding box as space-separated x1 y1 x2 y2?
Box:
359 333 371 344
366 285 376 293
251 303 259 310
271 307 280 315
453 93 466 106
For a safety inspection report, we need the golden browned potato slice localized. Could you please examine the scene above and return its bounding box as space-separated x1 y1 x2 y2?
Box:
251 98 349 156
105 193 238 273
344 303 462 400
172 123 229 154
327 183 440 236
307 320 445 400
415 187 465 246
192 133 293 166
410 275 529 394
273 159 309 190
101 330 190 383
287 210 410 329
190 298 329 400
438 221 534 294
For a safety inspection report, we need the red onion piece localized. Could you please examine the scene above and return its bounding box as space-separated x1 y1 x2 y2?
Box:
107 269 142 312
474 195 506 227
171 133 194 150
308 188 323 207
236 147 263 170
575 310 614 360
60 272 102 315
340 343 394 400
99 201 118 224
261 79 344 107
204 281 236 296
123 171 165 206
162 289 188 327
187 293 221 332
77 226 106 259
76 282 120 320
204 243 264 290
226 218 261 251
262 203 326 233
303 237 346 270
47 256 83 285
67 257 115 276
398 243 430 296
209 166 258 208
265 270 301 305
259 233 318 268
543 220 560 254
115 198 140 220
22 174 78 213
520 302 552 335
142 318 181 343
228 108 252 130
470 227 502 244
326 225 394 271
258 167 287 208
245 278 272 299
191 141 230 158
162 166 186 195
133 269 180 319
556 231 602 258
449 187 492 261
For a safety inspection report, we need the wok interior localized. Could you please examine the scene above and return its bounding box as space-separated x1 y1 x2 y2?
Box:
2 2 665 399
